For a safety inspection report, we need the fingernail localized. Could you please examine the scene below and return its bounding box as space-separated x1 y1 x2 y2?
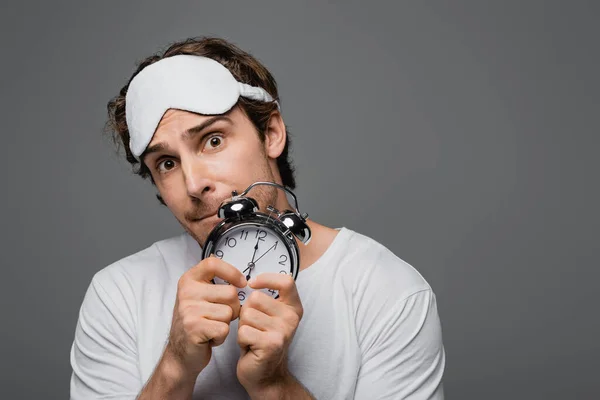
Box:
248 277 256 287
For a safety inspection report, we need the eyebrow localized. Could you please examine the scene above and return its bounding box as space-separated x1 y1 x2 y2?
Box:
141 115 233 161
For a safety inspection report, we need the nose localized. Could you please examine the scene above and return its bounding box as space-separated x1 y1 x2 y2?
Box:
181 157 216 200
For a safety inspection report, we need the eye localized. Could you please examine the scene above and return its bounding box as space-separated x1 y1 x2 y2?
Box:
204 134 224 150
156 158 176 173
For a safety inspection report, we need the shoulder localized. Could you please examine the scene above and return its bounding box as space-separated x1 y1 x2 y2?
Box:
90 232 201 297
336 230 444 358
334 228 433 300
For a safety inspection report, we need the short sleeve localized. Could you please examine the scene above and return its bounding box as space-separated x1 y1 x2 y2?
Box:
354 288 446 399
69 268 141 399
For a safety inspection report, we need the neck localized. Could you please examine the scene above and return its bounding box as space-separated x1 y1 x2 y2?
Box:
294 219 339 271
272 189 339 272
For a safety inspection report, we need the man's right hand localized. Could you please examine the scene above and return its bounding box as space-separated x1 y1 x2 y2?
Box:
165 255 247 380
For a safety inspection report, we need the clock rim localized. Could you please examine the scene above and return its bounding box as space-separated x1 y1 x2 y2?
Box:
201 212 300 281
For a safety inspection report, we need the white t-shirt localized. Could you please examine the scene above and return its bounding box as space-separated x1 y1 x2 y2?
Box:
70 227 445 399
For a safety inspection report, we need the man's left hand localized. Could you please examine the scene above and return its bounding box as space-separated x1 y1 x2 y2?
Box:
236 272 305 398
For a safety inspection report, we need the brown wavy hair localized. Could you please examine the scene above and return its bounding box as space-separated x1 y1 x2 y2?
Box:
104 36 296 205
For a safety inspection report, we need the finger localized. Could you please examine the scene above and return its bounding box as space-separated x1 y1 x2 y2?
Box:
249 272 301 307
202 283 239 305
208 285 241 321
238 325 286 354
244 289 284 317
201 319 230 347
237 323 264 350
239 303 275 332
193 301 235 323
187 256 247 287
245 290 302 332
181 280 241 319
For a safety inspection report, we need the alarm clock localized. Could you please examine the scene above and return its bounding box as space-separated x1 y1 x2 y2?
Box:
201 181 311 304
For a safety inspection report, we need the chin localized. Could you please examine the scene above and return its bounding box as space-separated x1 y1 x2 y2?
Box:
188 215 223 243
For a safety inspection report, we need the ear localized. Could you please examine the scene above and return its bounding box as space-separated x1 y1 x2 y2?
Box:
264 111 287 159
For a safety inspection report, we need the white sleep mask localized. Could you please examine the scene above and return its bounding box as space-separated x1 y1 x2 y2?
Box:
125 54 279 160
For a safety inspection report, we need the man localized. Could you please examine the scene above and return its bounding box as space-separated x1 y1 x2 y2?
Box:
70 36 445 399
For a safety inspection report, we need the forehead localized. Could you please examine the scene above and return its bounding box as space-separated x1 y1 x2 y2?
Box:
155 109 204 133
149 107 242 145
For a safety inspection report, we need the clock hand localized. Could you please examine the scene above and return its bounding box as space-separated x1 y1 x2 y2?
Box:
243 262 256 280
251 238 260 263
245 238 261 280
253 242 278 264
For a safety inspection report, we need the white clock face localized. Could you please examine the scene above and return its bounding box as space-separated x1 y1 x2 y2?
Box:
212 223 294 304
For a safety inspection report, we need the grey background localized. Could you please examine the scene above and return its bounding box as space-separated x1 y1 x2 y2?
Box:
1 1 598 399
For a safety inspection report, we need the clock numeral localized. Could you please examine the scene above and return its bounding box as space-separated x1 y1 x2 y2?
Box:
279 270 288 275
255 229 267 241
215 250 224 259
239 230 249 240
268 289 277 295
279 254 288 265
225 237 237 248
238 291 246 301
223 280 230 285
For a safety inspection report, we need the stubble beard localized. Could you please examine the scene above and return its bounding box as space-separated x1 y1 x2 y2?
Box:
180 163 279 248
